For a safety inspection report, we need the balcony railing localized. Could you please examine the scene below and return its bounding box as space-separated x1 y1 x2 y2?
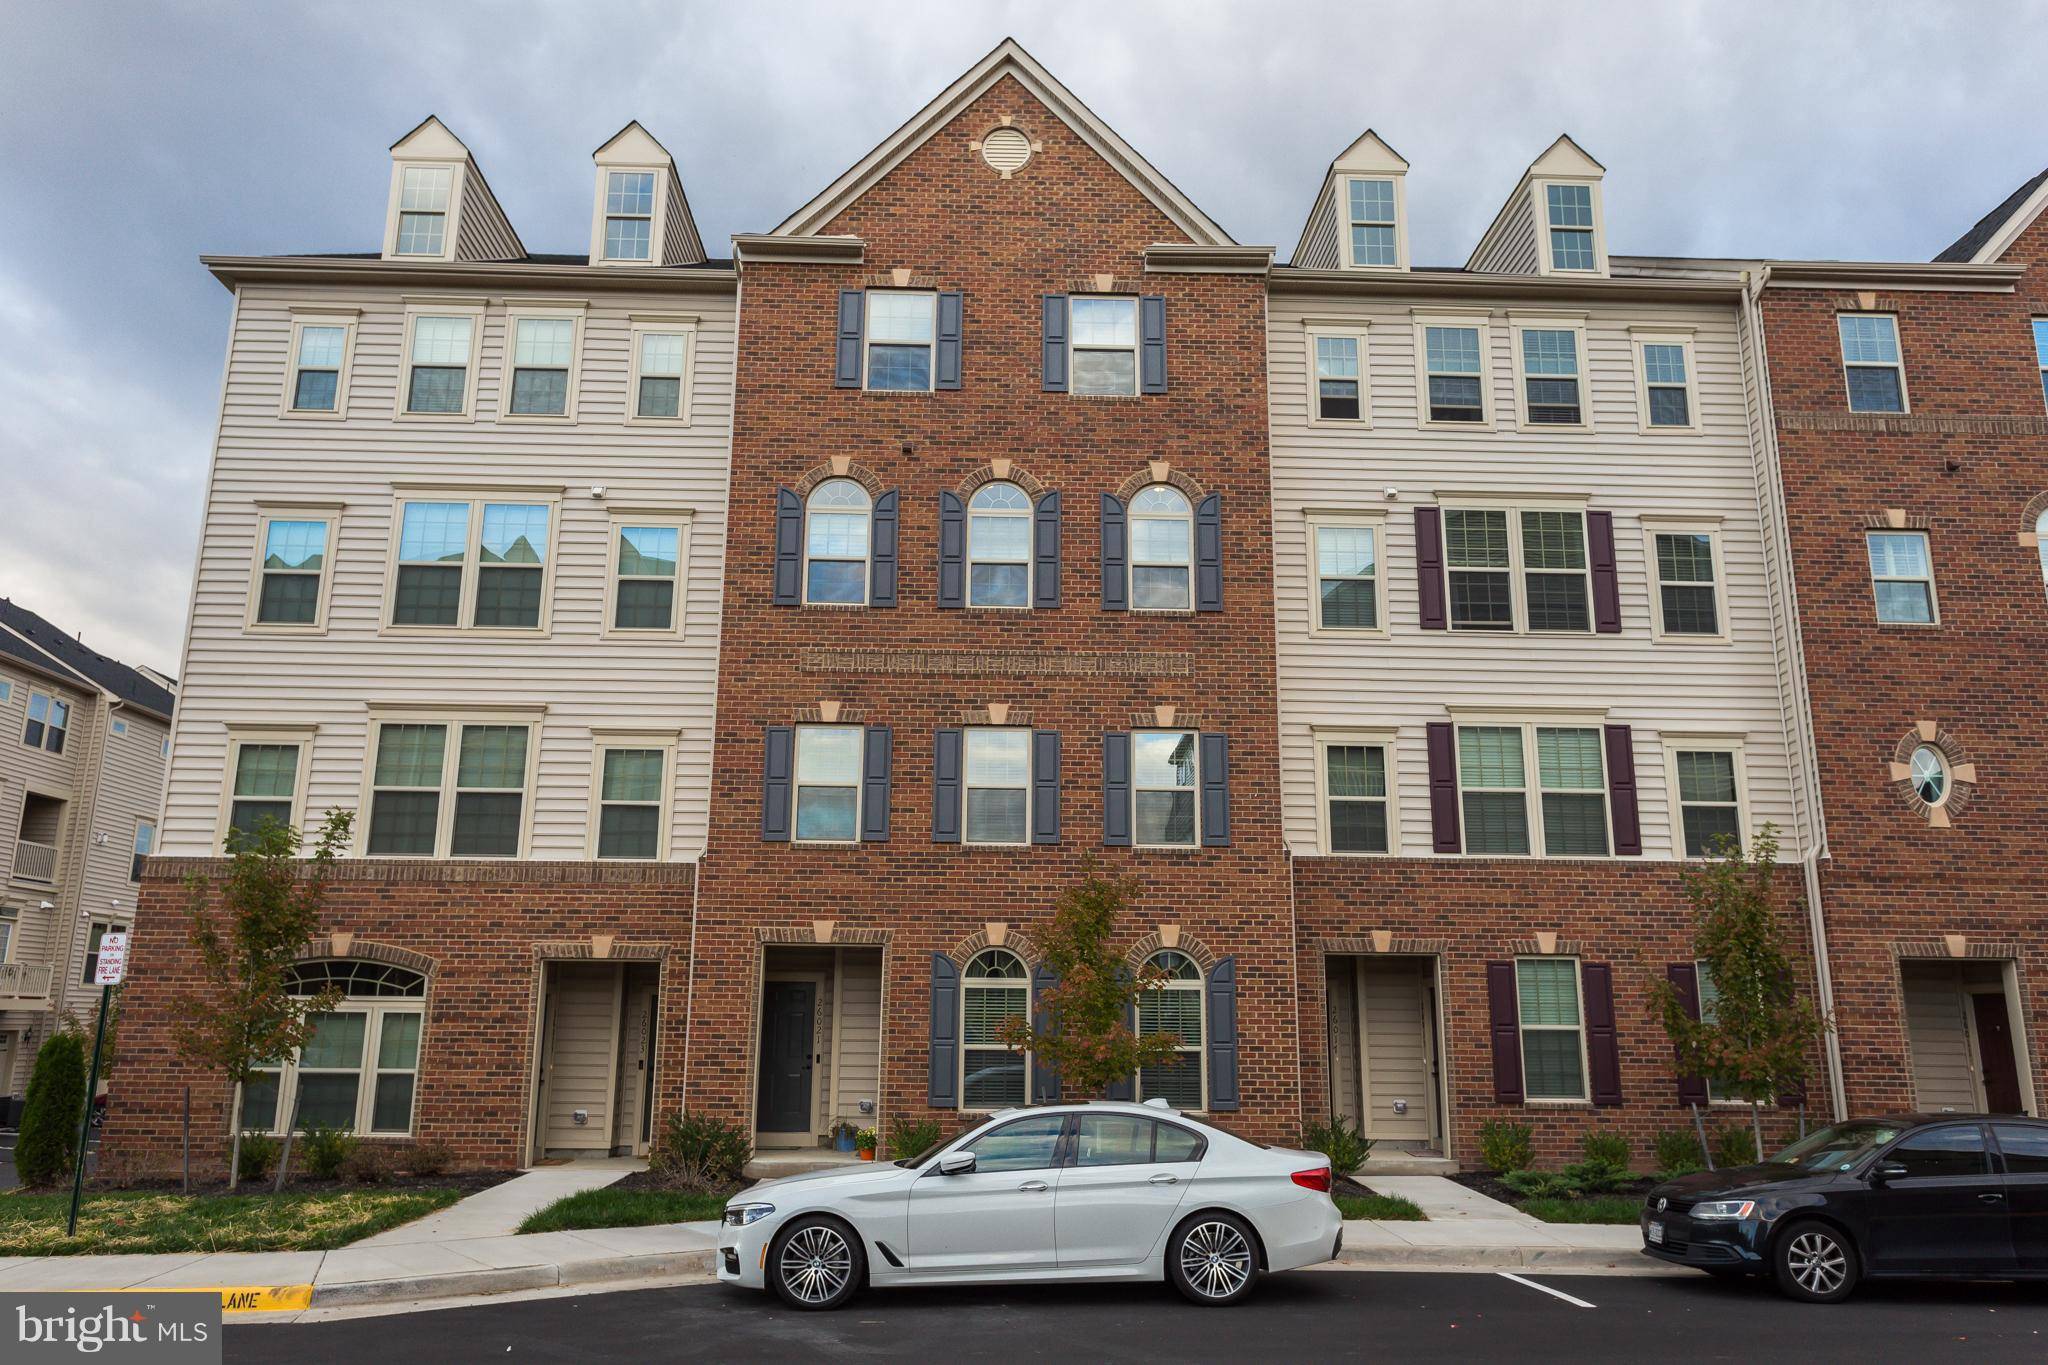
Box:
11 839 57 884
0 961 53 1005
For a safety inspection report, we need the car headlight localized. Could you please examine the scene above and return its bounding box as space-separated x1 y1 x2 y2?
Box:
722 1202 776 1227
1691 1199 1756 1221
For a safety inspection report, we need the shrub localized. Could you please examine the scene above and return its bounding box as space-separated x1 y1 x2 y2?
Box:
1581 1130 1631 1170
340 1146 390 1184
1477 1120 1534 1173
651 1111 752 1186
16 1032 88 1189
1652 1128 1706 1178
237 1132 280 1182
400 1141 454 1177
1500 1168 1575 1199
298 1123 358 1180
1711 1123 1760 1170
1300 1115 1373 1178
1559 1158 1631 1194
889 1117 942 1161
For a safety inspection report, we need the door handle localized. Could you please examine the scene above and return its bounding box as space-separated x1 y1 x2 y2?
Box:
1979 1192 2006 1204
1149 1173 1179 1185
1018 1180 1050 1193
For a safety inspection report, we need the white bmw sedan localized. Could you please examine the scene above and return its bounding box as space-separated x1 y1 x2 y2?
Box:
716 1099 1342 1310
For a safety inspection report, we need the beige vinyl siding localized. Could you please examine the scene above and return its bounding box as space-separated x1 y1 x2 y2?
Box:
1900 962 1983 1112
455 177 524 263
1268 289 1800 859
1325 959 1361 1126
1359 958 1431 1142
57 708 169 1013
1292 183 1342 271
659 170 703 265
161 280 735 861
542 964 619 1151
1469 192 1539 275
831 951 883 1125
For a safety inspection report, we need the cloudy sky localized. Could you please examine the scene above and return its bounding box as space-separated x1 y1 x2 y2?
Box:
3 0 2042 672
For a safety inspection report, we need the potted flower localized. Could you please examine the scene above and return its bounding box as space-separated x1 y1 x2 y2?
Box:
854 1127 878 1161
832 1120 858 1154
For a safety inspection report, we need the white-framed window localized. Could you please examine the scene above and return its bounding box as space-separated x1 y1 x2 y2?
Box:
393 166 454 257
864 291 937 392
2033 318 2048 413
628 320 695 422
1866 530 1937 623
1129 485 1193 611
1343 177 1400 269
1132 729 1199 848
1070 296 1139 396
1455 720 1611 857
1442 504 1591 633
603 170 656 261
1308 515 1384 633
112 721 127 736
792 724 862 843
963 728 1030 846
1666 741 1745 858
1839 314 1907 413
241 961 425 1137
1543 183 1597 272
803 480 871 606
23 692 70 753
1305 326 1368 424
1517 956 1589 1101
1511 317 1588 428
250 510 336 630
1417 317 1490 426
0 680 10 704
967 482 1032 608
399 306 482 417
1645 523 1726 640
130 820 154 882
1633 332 1699 432
223 734 308 843
364 717 535 859
2036 508 2048 597
388 496 556 632
591 740 671 860
503 312 582 420
607 519 686 633
1315 731 1393 855
1908 743 1949 807
0 907 13 963
961 948 1030 1110
1137 950 1205 1109
282 314 356 417
81 920 128 986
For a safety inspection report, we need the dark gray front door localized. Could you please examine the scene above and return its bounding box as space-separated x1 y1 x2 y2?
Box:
756 981 816 1134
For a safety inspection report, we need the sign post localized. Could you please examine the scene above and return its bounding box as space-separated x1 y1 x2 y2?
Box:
67 930 127 1237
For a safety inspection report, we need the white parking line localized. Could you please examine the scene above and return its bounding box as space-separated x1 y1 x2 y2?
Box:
1497 1272 1596 1308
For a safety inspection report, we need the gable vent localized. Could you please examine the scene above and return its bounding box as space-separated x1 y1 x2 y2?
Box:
981 126 1033 176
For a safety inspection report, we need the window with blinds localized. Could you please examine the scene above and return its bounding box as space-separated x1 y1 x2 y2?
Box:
1517 958 1587 1100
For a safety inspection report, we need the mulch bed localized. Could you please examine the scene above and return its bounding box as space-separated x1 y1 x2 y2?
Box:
70 1168 519 1201
1449 1169 1656 1208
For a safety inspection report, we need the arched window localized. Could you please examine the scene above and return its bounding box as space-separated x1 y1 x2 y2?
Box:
2036 509 2048 597
240 959 426 1138
1129 485 1192 610
968 482 1032 608
804 480 871 604
1137 950 1204 1109
962 948 1030 1109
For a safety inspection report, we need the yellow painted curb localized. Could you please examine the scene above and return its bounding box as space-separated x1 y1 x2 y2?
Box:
38 1285 311 1313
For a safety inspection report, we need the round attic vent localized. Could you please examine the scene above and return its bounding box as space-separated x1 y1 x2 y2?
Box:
981 126 1032 176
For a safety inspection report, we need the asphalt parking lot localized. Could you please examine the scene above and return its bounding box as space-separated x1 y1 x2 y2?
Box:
232 1268 2048 1362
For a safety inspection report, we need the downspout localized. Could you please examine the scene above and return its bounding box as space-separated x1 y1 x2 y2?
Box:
1743 267 1847 1120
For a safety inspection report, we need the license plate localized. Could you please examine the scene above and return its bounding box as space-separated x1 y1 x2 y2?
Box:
1647 1221 1665 1245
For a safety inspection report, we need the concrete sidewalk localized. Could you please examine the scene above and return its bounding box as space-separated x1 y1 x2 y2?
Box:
1333 1172 1660 1272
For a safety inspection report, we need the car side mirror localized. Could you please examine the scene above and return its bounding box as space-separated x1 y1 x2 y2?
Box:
1871 1161 1908 1184
937 1151 976 1177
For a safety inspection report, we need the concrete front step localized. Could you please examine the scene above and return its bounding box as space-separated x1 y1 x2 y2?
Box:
744 1151 870 1180
1360 1154 1458 1176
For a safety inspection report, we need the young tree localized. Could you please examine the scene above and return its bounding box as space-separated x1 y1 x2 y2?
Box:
170 811 351 1188
995 865 1182 1097
1650 826 1830 1162
15 1031 87 1189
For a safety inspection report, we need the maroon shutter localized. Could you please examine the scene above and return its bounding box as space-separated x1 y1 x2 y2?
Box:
1588 510 1621 633
1603 724 1641 855
1583 962 1623 1106
1425 721 1461 854
1415 507 1447 630
1666 963 1709 1105
1487 962 1523 1104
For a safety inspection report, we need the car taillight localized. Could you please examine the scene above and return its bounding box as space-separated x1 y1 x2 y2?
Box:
1291 1166 1332 1193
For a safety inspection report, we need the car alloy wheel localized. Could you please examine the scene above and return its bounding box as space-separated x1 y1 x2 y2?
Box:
1176 1218 1255 1303
1774 1223 1858 1303
774 1222 856 1309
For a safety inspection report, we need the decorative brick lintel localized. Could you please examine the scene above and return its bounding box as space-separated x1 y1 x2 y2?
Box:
1319 936 1449 956
1891 939 2021 962
1783 412 2048 436
759 925 891 947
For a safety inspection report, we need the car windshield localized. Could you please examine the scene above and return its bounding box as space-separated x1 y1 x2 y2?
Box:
1770 1122 1904 1172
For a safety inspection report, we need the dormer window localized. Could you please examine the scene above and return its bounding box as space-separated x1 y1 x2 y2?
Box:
1544 184 1596 271
603 172 655 261
1346 179 1398 267
395 166 454 256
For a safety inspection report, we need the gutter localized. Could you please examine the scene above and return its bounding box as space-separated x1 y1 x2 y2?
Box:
202 255 738 295
1760 260 2022 292
1270 266 1742 305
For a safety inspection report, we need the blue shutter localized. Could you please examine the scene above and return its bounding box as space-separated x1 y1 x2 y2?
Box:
1199 732 1231 847
773 489 803 605
935 290 964 390
835 290 864 388
1102 732 1132 846
1195 493 1223 612
870 490 898 607
1033 491 1062 609
1041 295 1069 392
1032 965 1062 1104
861 726 892 842
933 728 963 843
937 491 966 608
929 954 960 1107
1140 295 1167 393
761 727 794 841
1100 494 1128 611
1206 956 1239 1111
1031 730 1061 844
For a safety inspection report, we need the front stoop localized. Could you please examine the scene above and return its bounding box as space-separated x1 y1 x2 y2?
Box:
745 1151 868 1180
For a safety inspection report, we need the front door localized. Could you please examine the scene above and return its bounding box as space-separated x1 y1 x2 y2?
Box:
1864 1123 2015 1275
1056 1113 1202 1267
1971 993 2025 1115
756 981 815 1138
906 1112 1066 1272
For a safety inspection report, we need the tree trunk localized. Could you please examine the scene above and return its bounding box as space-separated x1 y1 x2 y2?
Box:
227 1082 244 1192
1750 1102 1764 1163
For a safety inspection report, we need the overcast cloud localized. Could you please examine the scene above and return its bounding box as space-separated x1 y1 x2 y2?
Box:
2 0 2042 672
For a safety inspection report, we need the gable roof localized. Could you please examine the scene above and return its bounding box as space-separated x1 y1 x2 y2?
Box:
1935 166 2048 264
1328 129 1409 176
770 37 1233 245
0 598 175 720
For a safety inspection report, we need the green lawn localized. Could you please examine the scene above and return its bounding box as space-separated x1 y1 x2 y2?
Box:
0 1188 462 1255
1518 1195 1643 1225
517 1187 729 1234
1334 1192 1426 1222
